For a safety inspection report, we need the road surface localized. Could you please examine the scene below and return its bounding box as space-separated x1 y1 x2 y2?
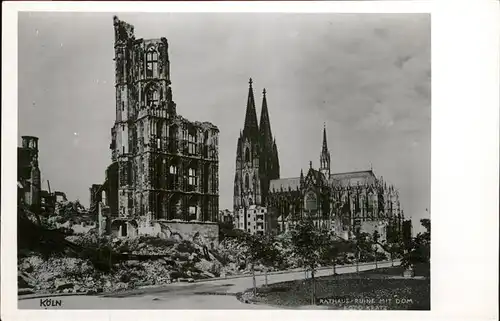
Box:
19 261 398 309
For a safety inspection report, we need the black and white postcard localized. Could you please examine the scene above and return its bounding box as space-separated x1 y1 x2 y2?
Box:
2 1 499 321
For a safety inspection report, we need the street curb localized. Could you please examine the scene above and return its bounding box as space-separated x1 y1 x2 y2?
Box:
18 292 93 300
18 260 400 301
192 260 399 283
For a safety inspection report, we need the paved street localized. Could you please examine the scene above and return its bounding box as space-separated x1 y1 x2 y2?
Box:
19 261 398 309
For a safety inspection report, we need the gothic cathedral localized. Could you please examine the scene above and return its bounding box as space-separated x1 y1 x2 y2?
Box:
233 79 280 219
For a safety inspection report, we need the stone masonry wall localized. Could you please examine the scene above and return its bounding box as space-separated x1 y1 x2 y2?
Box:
138 220 219 247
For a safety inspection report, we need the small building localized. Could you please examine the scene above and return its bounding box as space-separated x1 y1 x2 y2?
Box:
218 209 234 225
237 205 268 236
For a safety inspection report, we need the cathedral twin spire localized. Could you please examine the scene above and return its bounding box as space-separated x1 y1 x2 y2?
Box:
242 78 260 141
235 78 280 207
242 78 273 147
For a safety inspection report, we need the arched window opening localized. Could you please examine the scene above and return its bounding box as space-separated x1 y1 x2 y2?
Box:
188 129 197 155
146 88 159 107
245 147 250 163
146 49 159 78
245 174 249 191
304 192 317 211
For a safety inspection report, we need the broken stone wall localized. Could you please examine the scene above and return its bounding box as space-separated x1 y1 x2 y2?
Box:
138 221 219 247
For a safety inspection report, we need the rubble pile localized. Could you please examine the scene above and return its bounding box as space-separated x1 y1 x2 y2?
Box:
19 202 304 296
18 256 104 294
18 233 251 295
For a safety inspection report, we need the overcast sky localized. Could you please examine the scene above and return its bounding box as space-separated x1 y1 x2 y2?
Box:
18 12 430 232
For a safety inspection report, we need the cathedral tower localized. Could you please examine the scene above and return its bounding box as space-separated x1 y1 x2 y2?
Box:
319 124 331 177
234 79 280 225
259 88 280 205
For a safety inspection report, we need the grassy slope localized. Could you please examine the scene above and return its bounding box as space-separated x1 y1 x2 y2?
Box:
249 264 430 310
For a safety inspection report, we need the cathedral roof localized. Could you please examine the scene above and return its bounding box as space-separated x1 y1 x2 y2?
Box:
329 170 376 187
269 177 300 192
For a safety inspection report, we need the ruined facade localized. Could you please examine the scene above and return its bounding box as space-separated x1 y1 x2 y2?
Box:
267 126 405 240
233 79 280 233
18 136 67 215
18 136 41 211
91 17 219 238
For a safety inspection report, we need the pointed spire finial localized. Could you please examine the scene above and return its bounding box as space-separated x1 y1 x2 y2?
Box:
243 78 258 139
322 123 328 152
263 88 266 96
309 160 313 169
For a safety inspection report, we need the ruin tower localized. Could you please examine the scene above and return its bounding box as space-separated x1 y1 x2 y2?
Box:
234 80 280 230
106 16 219 232
18 136 41 210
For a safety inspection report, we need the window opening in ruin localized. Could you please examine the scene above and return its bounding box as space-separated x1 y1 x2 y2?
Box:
245 174 249 190
157 138 161 149
169 165 177 175
188 168 197 186
122 102 125 111
146 88 159 107
121 223 128 237
128 195 133 209
245 147 250 162
146 49 158 78
188 132 197 155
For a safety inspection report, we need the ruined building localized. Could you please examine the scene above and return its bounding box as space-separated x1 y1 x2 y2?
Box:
90 17 219 241
233 79 280 234
18 136 67 215
18 136 41 211
267 125 405 241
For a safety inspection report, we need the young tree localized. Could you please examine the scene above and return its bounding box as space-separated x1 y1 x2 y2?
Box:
385 241 402 266
373 230 380 268
320 232 349 276
242 233 282 294
290 219 325 305
242 234 262 296
259 235 282 286
401 219 431 274
322 239 340 275
352 229 368 273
